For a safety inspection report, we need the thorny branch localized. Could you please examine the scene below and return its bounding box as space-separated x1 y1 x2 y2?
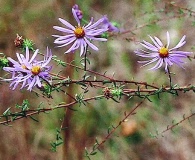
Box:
87 99 145 156
161 112 195 135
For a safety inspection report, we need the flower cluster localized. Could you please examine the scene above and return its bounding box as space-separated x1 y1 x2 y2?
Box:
1 4 193 93
72 4 83 20
135 31 191 72
53 6 108 56
3 47 52 91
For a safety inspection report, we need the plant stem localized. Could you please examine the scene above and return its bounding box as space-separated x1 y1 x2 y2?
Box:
84 45 88 71
167 67 172 88
84 51 87 71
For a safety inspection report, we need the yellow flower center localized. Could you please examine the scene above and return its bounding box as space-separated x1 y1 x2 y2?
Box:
31 65 41 75
159 47 169 58
74 26 85 38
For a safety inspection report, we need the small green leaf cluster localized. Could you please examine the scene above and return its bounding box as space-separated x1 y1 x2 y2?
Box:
51 128 63 152
0 56 9 69
22 39 35 51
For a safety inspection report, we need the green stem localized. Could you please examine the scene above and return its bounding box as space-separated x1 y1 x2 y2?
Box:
84 45 88 71
84 51 87 71
167 67 172 88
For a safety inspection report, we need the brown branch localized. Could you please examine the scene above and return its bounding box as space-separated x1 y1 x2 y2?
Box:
53 79 159 90
1 84 194 125
118 14 186 37
123 85 195 94
165 1 195 15
89 99 145 154
161 112 195 134
0 95 104 125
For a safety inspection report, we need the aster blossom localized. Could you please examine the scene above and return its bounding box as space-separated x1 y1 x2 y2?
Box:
53 5 108 56
135 31 191 72
102 16 119 32
3 47 52 91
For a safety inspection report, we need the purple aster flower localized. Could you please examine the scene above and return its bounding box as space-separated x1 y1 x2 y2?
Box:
134 31 192 72
102 16 120 32
72 4 83 20
3 47 52 91
53 7 108 56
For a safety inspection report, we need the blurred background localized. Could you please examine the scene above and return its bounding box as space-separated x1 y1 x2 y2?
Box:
0 0 195 159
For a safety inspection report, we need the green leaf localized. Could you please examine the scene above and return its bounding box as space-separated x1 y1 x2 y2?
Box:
90 152 97 155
